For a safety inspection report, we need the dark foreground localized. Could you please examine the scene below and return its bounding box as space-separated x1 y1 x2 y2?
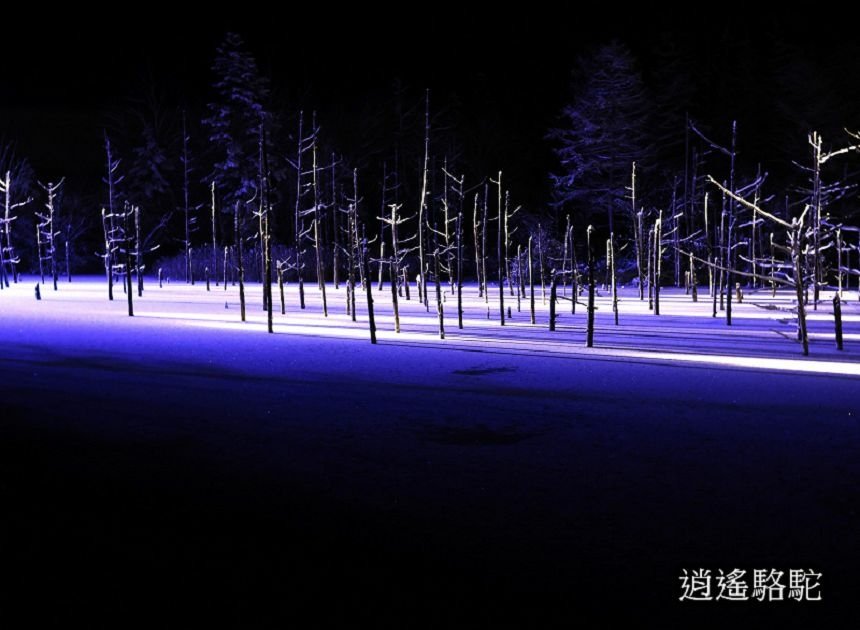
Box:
1 301 858 626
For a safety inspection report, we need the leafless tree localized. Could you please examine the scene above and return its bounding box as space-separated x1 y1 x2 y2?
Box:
36 179 64 291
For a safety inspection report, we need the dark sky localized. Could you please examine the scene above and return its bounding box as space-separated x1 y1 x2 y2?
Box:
1 10 857 204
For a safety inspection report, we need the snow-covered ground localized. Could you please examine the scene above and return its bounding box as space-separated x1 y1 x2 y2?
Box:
1 276 858 624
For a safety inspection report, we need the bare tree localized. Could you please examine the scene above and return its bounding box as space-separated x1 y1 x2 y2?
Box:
417 91 431 311
311 113 328 316
491 172 505 324
586 225 595 347
629 162 645 299
103 133 123 300
36 179 64 291
706 177 813 355
0 170 31 286
180 113 198 284
210 181 218 289
527 236 536 323
608 233 618 325
377 199 416 333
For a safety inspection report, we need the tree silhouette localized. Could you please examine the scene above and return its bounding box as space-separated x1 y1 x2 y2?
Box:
548 40 652 236
203 33 271 209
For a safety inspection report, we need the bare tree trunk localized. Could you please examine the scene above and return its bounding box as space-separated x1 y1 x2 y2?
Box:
647 225 653 310
181 114 193 284
104 135 118 297
473 193 482 298
609 233 618 325
494 172 504 325
211 181 218 287
348 169 358 322
834 295 843 350
418 91 430 312
331 152 339 291
516 245 523 313
434 250 444 339
456 213 463 330
362 241 376 345
505 191 513 297
314 218 328 316
712 254 719 318
278 265 285 315
295 112 306 310
793 224 809 356
265 215 273 334
549 272 557 331
528 236 535 325
235 201 246 322
378 241 385 291
561 214 570 296
770 233 776 298
135 204 143 297
726 122 737 325
102 208 112 300
631 162 644 300
124 205 134 316
672 180 680 287
654 212 662 316
570 225 578 315
223 247 229 290
586 226 595 347
1 171 22 284
836 227 843 298
65 236 71 282
690 252 698 302
537 223 546 304
390 259 400 333
482 184 489 306
811 132 822 310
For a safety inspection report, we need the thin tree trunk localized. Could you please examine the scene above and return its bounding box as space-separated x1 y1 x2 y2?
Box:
224 247 229 290
435 250 444 339
482 184 489 306
235 201 246 322
516 245 523 313
456 213 463 330
690 252 698 302
102 208 112 300
211 181 218 287
390 259 400 333
495 172 504 325
473 193 482 298
794 226 809 356
124 206 134 317
834 295 843 350
609 233 618 325
279 266 285 314
377 241 385 291
418 92 430 312
528 236 535 325
537 223 546 304
135 204 143 297
586 226 595 347
363 243 376 344
654 213 662 316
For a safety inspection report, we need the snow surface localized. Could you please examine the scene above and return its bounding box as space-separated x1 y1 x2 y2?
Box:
1 276 858 624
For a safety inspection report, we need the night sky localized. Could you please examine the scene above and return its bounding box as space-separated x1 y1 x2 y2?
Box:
2 11 859 205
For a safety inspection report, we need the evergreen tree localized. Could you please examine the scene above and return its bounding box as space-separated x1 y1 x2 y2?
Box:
548 41 652 236
203 32 271 209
